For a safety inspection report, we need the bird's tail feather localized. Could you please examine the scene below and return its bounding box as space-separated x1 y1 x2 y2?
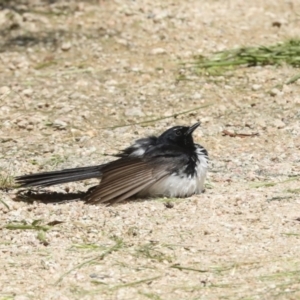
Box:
15 165 104 187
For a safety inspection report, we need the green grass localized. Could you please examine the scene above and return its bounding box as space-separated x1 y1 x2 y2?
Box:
97 276 161 291
0 296 14 300
170 260 300 298
286 188 300 194
71 243 107 251
184 39 300 83
100 103 213 129
134 242 174 263
0 198 10 209
4 219 63 246
34 60 57 70
138 291 163 300
250 175 300 188
55 237 124 285
0 174 15 189
72 276 161 297
4 219 53 231
63 245 300 298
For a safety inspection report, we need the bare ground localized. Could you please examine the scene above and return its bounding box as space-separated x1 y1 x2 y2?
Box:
1 0 300 299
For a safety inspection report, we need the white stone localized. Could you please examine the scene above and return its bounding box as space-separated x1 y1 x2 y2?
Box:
61 42 72 51
150 48 167 55
125 107 145 117
272 119 285 129
252 84 261 91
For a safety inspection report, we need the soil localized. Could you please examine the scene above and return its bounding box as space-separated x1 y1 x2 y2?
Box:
1 0 300 299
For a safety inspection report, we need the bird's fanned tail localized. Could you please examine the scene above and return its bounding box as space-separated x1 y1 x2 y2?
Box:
15 165 104 187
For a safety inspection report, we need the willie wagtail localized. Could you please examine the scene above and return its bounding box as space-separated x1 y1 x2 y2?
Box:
15 123 208 204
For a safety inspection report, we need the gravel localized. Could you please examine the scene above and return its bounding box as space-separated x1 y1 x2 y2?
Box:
1 0 300 299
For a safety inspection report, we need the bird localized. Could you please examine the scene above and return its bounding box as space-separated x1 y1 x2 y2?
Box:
15 123 209 205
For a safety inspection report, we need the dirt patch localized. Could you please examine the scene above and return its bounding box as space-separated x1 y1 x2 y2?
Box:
1 0 300 299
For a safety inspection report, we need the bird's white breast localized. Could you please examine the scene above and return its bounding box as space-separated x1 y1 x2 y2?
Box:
139 145 208 198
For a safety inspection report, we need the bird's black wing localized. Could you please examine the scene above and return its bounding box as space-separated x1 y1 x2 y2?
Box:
85 157 169 205
85 145 190 205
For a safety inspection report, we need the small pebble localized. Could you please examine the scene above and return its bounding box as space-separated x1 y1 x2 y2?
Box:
125 107 145 117
22 88 33 96
272 119 285 129
255 118 266 128
150 48 167 55
0 86 10 95
61 42 72 51
53 119 68 129
269 88 282 97
252 84 261 91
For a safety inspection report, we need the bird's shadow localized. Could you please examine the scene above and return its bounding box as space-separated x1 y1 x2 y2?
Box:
14 187 96 205
13 187 150 206
14 182 183 206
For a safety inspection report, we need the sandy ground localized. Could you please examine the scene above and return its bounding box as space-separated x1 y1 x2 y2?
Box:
1 0 300 299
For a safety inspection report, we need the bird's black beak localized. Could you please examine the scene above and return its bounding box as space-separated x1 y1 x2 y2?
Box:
186 122 200 136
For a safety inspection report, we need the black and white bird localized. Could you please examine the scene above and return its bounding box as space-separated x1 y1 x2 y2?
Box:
15 123 208 205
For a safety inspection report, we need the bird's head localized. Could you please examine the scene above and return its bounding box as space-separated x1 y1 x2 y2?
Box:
157 122 200 149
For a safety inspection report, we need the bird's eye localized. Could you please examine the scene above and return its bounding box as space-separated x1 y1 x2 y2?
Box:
175 129 182 136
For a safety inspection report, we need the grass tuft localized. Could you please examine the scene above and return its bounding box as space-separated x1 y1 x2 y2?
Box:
0 174 15 189
184 39 300 83
4 219 63 245
4 219 52 231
